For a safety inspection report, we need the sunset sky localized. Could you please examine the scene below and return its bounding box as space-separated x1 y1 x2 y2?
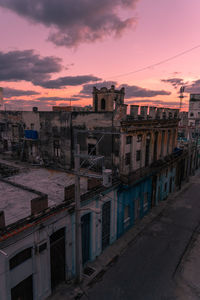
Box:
1 0 200 111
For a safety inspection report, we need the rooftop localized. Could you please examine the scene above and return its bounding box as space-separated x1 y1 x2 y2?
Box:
0 180 37 226
0 161 88 227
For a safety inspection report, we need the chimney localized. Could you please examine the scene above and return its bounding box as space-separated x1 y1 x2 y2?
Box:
0 211 5 229
31 196 48 215
130 105 139 119
149 107 156 119
140 106 148 119
64 184 75 203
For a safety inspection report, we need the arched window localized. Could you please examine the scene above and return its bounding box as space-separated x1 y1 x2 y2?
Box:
101 98 106 110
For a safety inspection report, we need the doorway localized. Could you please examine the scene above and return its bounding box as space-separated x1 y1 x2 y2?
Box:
81 213 91 265
50 228 66 290
102 201 111 250
11 275 33 300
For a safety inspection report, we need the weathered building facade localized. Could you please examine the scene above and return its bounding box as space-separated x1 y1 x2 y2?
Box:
0 86 179 176
1 86 200 300
0 167 119 300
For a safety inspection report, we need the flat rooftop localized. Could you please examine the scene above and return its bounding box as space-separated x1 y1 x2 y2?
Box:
8 168 75 206
0 181 37 226
0 164 89 227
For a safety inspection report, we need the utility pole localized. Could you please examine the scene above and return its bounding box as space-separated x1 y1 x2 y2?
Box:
73 129 120 282
74 144 82 283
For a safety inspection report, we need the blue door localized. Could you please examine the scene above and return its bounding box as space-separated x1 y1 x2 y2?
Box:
81 213 91 265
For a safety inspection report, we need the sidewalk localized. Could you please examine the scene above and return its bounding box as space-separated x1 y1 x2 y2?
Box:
48 181 192 300
175 233 200 300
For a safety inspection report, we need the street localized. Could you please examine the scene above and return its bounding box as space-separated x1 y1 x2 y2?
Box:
83 173 200 300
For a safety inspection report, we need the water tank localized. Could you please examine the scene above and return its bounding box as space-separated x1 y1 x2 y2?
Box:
103 169 112 187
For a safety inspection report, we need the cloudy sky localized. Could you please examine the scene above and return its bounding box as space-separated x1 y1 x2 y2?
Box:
0 0 200 110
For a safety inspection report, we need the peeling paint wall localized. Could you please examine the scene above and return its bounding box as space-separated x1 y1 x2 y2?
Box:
117 177 152 238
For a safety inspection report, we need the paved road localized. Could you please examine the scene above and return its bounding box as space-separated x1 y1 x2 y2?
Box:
83 173 200 300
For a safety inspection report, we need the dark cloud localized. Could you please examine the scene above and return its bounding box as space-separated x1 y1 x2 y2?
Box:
79 81 117 96
37 75 101 89
72 94 91 99
2 87 40 98
119 84 171 98
185 79 200 94
0 0 139 47
161 78 186 89
79 81 170 98
162 77 200 94
37 96 80 101
126 99 185 107
0 50 101 89
0 49 62 85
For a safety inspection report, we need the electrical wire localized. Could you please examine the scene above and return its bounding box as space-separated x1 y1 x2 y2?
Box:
106 44 200 80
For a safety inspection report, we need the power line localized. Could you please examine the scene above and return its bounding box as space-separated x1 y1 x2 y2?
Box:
106 44 200 80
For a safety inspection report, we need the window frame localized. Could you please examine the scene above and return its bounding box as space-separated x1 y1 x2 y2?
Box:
137 134 142 142
125 152 131 165
136 150 141 161
126 136 132 144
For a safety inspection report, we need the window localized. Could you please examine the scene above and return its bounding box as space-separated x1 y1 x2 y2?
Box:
0 123 6 132
190 112 194 117
12 125 18 137
167 130 171 154
126 136 132 144
53 140 60 157
88 143 96 155
161 131 165 157
114 148 119 156
136 150 141 161
164 182 167 192
172 129 176 150
9 248 32 270
137 134 142 142
101 98 106 110
30 123 34 130
125 152 131 165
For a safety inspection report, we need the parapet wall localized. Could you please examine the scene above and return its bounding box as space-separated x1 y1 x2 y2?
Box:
130 105 179 120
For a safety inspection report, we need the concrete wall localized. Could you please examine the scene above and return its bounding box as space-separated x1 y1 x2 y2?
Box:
39 111 72 168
